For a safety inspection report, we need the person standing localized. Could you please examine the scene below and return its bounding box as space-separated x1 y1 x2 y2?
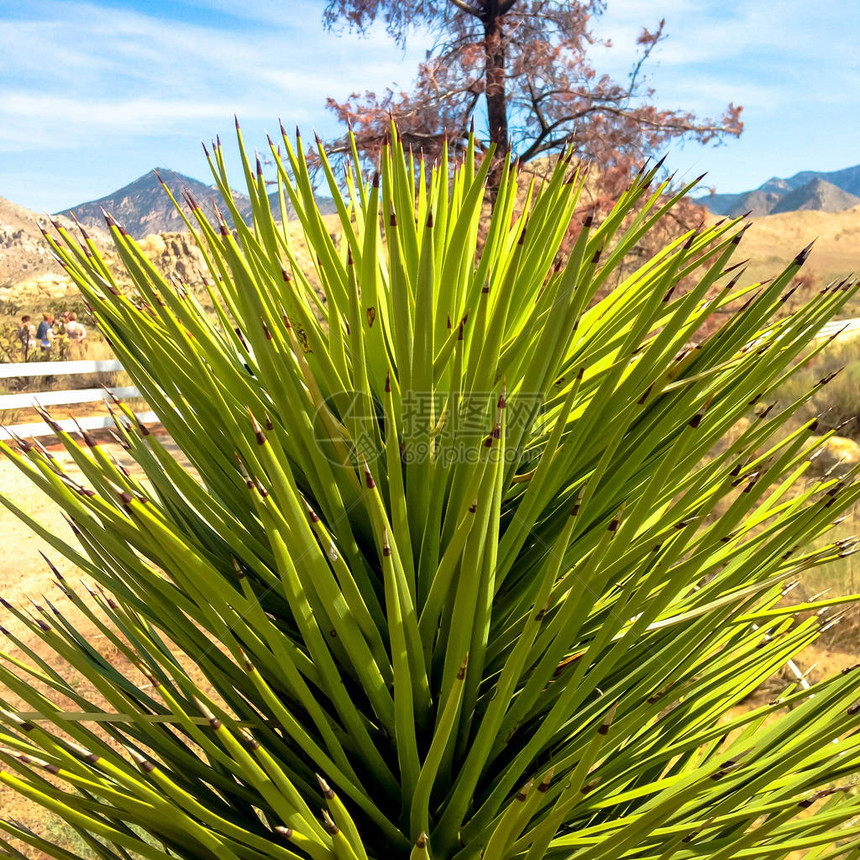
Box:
36 313 55 355
65 312 87 357
16 315 36 359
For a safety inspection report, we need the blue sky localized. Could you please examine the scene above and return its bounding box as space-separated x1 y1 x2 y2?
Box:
1 0 858 212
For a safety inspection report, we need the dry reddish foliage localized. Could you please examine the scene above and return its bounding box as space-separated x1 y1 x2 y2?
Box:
322 0 743 207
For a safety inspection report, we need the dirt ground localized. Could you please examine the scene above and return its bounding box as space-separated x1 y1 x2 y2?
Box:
0 435 857 857
0 434 186 858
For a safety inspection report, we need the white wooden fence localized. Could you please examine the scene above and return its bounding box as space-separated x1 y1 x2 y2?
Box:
0 360 156 441
817 318 860 339
0 318 857 442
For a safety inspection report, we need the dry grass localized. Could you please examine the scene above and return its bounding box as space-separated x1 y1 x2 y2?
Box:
722 204 860 300
0 436 203 859
2 200 859 856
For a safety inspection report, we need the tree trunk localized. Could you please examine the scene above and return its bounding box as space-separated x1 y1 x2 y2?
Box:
483 1 508 197
483 3 508 153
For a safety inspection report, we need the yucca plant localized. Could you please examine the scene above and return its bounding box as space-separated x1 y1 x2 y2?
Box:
3 122 860 860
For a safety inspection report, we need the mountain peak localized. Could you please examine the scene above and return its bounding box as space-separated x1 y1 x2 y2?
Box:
699 163 860 217
770 178 860 215
56 169 246 239
55 169 336 239
758 176 792 194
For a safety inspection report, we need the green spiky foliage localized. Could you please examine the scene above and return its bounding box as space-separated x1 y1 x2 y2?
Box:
2 123 860 860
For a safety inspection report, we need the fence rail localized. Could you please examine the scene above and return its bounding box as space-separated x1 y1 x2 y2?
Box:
0 385 140 411
817 318 860 339
1 317 858 442
0 359 150 442
0 359 124 380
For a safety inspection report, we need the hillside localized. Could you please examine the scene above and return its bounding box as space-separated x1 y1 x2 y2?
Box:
1 191 339 321
698 163 860 217
703 188 782 218
1 196 88 286
0 192 215 307
781 164 860 197
57 169 255 240
770 178 860 215
727 204 860 294
58 168 338 240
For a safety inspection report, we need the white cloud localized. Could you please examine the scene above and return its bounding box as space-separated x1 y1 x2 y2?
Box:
0 0 422 156
588 0 860 124
1 0 858 208
595 3 854 71
0 93 245 151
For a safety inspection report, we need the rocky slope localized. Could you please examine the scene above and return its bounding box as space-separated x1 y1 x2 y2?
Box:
1 191 336 315
703 188 783 218
134 232 209 286
0 197 99 303
770 178 860 215
57 169 254 240
59 168 337 240
0 196 81 287
698 164 860 217
1 194 208 308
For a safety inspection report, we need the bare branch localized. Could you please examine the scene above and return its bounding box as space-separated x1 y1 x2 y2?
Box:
446 0 482 16
322 0 743 201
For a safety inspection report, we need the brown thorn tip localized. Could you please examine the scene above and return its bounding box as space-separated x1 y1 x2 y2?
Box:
362 458 375 489
382 526 392 557
516 779 533 801
794 240 815 265
316 774 334 798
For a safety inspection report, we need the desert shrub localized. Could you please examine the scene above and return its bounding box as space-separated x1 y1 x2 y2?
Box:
773 335 860 438
65 338 128 391
2 126 860 859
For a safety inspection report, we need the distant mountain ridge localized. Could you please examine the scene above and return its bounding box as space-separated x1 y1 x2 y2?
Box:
770 179 860 215
56 169 248 240
1 190 339 307
698 164 860 218
57 169 336 240
57 161 860 235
